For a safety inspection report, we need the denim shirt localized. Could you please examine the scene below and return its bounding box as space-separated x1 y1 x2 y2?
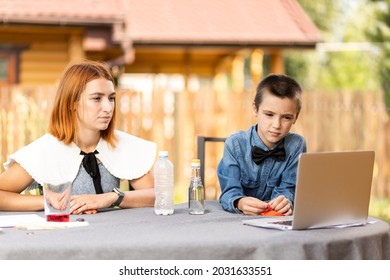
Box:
217 125 307 213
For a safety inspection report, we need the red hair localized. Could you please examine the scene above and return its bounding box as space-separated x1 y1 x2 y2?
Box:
49 60 117 147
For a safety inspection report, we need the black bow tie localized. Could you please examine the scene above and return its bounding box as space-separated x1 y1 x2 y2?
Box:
251 144 286 165
80 150 103 194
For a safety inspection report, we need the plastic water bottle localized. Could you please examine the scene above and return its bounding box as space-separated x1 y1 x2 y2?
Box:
154 151 174 215
188 159 205 214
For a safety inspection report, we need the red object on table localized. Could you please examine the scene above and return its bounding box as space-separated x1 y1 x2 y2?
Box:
260 205 284 216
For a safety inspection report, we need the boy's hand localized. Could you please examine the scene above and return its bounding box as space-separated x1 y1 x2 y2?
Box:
236 197 270 215
269 195 292 216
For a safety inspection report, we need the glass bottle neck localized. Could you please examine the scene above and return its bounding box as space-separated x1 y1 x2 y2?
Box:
191 166 201 178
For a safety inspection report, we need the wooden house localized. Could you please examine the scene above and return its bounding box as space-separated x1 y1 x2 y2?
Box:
0 0 321 200
1 0 320 85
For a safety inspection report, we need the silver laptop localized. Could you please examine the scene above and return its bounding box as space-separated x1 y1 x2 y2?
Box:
242 150 375 230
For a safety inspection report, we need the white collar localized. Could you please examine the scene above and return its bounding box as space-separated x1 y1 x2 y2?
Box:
4 130 156 186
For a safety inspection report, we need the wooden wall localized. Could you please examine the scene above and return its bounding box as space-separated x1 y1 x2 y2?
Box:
1 82 389 203
0 25 85 84
2 29 386 202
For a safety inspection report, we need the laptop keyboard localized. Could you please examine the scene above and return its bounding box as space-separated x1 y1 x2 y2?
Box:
271 220 293 226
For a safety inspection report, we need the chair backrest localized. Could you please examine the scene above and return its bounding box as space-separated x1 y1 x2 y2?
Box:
197 136 226 185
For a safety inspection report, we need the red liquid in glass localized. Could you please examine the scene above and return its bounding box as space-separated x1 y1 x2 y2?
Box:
46 214 70 222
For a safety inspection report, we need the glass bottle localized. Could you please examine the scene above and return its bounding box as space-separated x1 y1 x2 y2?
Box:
154 151 174 215
188 159 205 214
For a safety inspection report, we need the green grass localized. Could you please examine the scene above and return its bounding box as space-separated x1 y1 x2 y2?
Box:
369 197 390 224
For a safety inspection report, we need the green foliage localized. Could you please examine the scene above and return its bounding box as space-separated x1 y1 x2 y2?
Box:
296 0 342 38
287 0 380 92
369 197 390 223
364 0 390 111
285 0 342 89
285 51 316 90
317 51 379 90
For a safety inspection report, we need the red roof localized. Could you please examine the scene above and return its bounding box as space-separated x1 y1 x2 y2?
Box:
125 0 320 46
0 0 123 23
0 0 320 47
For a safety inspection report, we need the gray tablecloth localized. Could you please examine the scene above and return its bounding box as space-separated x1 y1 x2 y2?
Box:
0 200 389 260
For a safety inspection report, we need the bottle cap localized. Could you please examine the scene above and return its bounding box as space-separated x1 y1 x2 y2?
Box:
191 159 200 167
159 151 168 157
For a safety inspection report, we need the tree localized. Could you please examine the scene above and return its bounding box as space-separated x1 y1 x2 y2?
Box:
366 0 390 112
285 0 341 88
287 0 379 91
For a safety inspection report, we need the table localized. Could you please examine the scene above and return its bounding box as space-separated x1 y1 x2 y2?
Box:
0 200 389 260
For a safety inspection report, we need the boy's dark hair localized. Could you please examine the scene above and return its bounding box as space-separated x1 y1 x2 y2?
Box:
253 74 302 116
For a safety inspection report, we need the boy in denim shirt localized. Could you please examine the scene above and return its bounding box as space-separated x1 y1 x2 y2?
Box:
217 74 306 215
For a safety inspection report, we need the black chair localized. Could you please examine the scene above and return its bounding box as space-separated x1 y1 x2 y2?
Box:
197 136 226 185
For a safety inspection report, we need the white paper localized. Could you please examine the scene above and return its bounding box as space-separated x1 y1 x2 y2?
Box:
0 214 89 230
0 214 45 228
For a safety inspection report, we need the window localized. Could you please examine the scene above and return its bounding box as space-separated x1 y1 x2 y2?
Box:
0 51 18 85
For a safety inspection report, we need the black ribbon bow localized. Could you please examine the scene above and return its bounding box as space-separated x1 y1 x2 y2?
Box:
251 143 286 165
80 150 103 194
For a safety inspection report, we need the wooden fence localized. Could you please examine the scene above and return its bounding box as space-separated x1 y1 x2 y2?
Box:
1 84 389 202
